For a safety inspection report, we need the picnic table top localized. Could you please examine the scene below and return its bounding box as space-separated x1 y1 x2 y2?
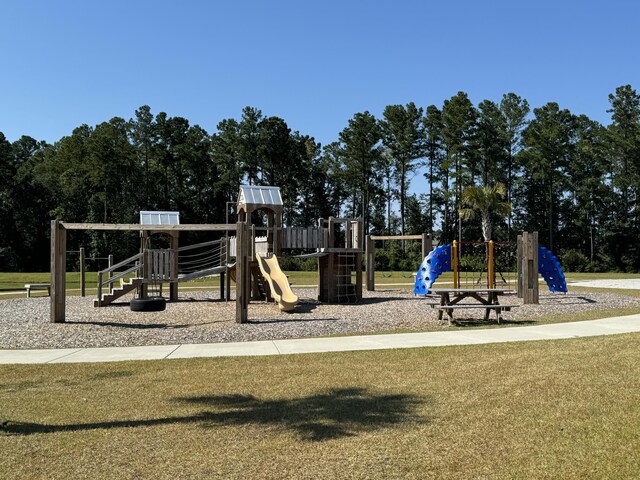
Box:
429 288 507 294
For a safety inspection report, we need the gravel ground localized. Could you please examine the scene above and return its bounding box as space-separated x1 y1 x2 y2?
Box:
1 288 640 349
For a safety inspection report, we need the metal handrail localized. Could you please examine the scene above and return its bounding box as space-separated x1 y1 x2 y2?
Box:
102 264 141 286
98 252 143 275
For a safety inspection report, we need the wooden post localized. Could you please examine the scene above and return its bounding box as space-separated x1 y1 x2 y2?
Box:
267 211 274 253
355 218 363 301
169 232 179 301
235 221 249 323
79 247 86 297
274 210 282 256
355 251 363 301
345 220 351 249
108 254 114 294
452 240 459 289
50 220 67 323
421 233 432 260
225 236 232 301
517 234 523 298
521 231 539 304
488 240 495 289
140 231 148 299
328 217 335 248
366 235 375 291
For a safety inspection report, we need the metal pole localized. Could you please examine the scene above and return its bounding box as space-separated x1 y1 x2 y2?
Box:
488 240 495 289
79 247 86 297
108 254 114 293
452 240 459 289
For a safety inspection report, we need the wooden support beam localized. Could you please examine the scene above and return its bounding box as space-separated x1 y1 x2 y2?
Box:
355 252 363 301
421 233 432 260
169 232 179 301
521 231 539 304
517 234 523 298
79 247 85 297
366 235 375 291
370 235 423 241
50 220 66 323
235 222 249 323
61 223 237 231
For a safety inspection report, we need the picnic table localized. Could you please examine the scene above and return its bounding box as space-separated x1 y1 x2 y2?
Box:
429 288 518 323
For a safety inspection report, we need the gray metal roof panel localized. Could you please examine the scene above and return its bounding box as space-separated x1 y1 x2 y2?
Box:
139 211 181 225
238 185 283 207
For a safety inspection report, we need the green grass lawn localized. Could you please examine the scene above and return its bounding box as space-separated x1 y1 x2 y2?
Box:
1 333 639 479
4 270 640 293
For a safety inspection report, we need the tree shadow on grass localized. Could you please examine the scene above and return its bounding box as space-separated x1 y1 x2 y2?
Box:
176 388 428 441
1 388 427 442
452 318 537 327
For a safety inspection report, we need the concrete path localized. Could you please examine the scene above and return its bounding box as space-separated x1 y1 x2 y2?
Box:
569 279 640 289
1 315 639 364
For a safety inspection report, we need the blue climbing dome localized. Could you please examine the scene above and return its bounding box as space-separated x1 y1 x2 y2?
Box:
414 244 452 295
538 247 568 293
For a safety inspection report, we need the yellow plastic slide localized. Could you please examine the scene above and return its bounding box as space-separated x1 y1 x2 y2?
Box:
255 253 298 312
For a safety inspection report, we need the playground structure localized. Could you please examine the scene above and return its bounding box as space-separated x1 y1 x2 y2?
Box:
50 185 364 323
234 186 363 315
413 231 567 304
51 220 236 322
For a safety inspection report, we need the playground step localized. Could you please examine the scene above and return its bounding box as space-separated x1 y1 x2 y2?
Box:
94 277 143 307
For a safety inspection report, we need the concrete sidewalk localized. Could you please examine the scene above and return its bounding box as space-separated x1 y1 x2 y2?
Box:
1 315 639 365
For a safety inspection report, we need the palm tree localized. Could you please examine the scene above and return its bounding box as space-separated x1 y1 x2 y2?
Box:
459 183 511 241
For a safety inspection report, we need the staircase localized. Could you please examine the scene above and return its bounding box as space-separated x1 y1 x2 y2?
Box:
94 277 143 307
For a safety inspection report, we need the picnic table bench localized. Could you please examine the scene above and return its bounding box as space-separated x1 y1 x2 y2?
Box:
429 288 519 324
25 283 51 297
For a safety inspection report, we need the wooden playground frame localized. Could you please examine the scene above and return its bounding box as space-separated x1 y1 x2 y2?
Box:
50 216 365 324
365 233 432 291
50 220 237 323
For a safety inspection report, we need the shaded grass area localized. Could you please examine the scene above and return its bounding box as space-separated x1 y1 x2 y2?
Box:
1 334 639 479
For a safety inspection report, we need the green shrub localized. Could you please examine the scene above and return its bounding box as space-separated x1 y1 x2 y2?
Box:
560 249 589 272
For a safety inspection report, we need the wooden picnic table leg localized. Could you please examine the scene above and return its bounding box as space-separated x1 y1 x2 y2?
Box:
489 292 502 323
437 293 445 321
445 293 455 323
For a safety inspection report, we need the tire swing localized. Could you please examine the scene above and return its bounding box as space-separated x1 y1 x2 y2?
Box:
130 296 166 312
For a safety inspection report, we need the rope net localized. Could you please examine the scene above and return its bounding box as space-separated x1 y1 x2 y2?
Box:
457 241 516 290
335 252 358 303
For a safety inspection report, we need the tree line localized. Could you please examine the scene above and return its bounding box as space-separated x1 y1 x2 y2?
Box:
1 85 640 272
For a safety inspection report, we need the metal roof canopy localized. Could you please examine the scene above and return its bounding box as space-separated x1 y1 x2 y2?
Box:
237 185 283 214
140 211 180 225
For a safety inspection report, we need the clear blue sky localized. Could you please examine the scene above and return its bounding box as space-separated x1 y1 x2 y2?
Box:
1 0 638 148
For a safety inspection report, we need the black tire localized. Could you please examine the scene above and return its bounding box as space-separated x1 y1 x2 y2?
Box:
130 297 166 312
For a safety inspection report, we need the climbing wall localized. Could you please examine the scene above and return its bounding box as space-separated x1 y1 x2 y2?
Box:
538 247 568 293
414 244 451 295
